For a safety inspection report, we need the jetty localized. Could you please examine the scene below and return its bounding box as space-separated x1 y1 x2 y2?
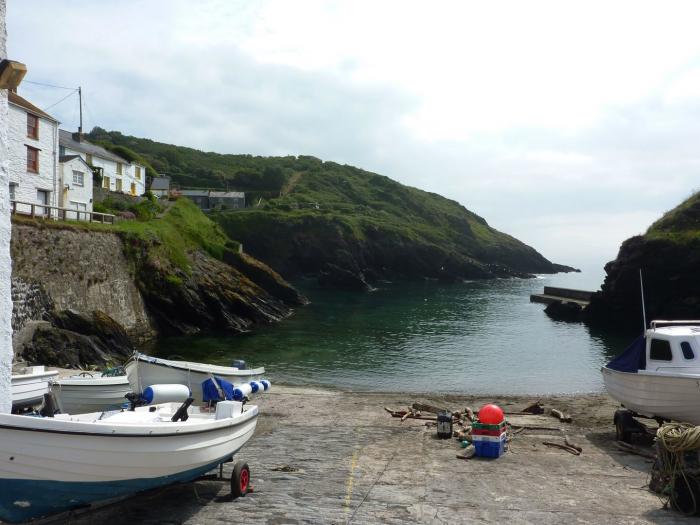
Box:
530 286 593 307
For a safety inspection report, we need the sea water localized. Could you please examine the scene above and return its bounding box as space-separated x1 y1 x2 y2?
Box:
151 268 634 394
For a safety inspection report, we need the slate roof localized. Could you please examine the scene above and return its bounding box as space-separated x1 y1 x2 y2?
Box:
59 155 92 169
209 191 245 198
150 176 171 191
9 91 59 122
59 129 127 164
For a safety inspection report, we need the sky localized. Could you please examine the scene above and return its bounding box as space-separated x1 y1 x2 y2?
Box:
7 1 700 274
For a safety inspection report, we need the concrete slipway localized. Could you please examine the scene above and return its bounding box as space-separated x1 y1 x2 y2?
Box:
51 387 683 524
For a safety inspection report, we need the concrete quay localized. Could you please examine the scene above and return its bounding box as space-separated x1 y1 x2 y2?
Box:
55 386 680 525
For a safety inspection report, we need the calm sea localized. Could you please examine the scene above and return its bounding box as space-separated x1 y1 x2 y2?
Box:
150 268 636 394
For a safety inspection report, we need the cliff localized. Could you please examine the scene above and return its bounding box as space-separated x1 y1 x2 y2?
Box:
11 199 306 367
586 191 700 328
86 128 575 288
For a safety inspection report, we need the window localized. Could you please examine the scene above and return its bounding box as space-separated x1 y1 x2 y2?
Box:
102 176 110 189
86 153 93 166
135 166 141 180
116 162 123 175
9 183 16 201
72 170 84 187
681 342 695 360
26 146 39 173
650 339 673 361
27 114 38 139
115 178 123 192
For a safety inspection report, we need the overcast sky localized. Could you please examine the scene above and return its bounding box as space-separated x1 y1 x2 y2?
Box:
8 1 700 274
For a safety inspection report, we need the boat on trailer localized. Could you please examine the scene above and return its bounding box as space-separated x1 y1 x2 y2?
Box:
0 394 258 523
126 352 265 404
602 320 700 425
11 365 58 413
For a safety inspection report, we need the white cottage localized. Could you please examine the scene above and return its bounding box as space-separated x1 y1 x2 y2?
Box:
59 130 146 197
7 91 59 215
58 155 93 219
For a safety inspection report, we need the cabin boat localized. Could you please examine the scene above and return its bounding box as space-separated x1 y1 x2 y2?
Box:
0 397 258 523
11 366 59 412
51 371 132 414
602 320 700 424
126 352 265 404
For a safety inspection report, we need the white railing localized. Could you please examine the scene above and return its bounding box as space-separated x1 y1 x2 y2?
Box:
11 200 116 224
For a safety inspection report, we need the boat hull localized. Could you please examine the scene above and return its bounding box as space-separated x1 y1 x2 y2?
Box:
11 368 59 412
602 366 700 424
0 404 257 522
51 376 132 414
127 355 265 404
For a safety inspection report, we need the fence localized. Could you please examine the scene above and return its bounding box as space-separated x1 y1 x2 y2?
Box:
11 200 116 224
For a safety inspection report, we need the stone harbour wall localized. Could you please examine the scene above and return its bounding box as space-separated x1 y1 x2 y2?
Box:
10 223 155 340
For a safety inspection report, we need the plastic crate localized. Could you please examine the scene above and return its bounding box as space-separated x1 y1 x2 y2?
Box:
472 420 507 431
472 432 506 443
472 428 505 437
474 434 506 458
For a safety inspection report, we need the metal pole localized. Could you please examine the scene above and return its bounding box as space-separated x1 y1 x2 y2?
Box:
639 268 647 333
78 86 83 136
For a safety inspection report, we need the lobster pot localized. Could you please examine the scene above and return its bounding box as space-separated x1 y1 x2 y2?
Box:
437 411 453 439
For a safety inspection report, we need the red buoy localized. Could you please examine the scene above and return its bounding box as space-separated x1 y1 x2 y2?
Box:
479 403 504 424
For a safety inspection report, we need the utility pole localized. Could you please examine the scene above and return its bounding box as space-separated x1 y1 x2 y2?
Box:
78 86 83 136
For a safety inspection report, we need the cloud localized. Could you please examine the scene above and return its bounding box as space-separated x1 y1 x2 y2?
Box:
7 0 700 271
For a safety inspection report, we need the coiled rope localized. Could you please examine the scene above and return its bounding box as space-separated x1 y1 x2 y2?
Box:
656 423 700 515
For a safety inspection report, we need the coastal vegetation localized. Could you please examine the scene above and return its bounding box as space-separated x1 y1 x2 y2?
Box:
586 190 700 328
88 128 574 288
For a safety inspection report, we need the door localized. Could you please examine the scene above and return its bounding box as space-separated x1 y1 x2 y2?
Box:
36 190 49 217
130 183 136 196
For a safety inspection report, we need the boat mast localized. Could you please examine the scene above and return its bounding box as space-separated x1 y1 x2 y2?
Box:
639 268 647 333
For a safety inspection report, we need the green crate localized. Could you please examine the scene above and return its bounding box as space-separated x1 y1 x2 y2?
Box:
472 420 507 431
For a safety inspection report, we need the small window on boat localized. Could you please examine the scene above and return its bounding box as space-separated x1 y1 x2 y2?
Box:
649 339 673 361
681 341 695 360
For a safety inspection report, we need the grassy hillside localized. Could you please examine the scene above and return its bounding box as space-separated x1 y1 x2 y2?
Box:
88 128 566 284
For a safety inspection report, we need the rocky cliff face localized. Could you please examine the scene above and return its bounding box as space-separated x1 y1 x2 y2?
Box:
11 220 306 367
586 191 700 329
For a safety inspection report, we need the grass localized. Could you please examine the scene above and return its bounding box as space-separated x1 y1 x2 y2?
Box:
13 198 233 273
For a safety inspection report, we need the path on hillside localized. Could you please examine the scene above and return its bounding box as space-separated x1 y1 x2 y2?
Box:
280 172 303 196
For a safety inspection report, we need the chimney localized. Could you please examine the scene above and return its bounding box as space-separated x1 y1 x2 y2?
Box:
72 131 82 143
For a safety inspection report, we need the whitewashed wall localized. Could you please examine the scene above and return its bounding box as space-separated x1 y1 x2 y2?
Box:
59 156 93 218
0 0 14 413
124 162 146 196
62 146 144 196
8 103 58 211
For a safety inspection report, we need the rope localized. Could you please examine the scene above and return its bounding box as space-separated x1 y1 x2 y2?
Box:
656 423 700 515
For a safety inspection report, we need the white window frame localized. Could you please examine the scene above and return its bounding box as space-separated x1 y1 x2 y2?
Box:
72 170 85 187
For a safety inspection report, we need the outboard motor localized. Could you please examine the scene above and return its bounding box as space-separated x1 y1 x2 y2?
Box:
232 360 247 370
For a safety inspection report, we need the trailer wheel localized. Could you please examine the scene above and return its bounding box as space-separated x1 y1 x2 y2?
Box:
231 461 250 499
614 410 633 443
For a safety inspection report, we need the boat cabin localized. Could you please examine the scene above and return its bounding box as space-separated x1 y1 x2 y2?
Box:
644 321 700 372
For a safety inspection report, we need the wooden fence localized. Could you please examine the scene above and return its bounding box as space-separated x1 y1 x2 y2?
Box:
11 200 116 224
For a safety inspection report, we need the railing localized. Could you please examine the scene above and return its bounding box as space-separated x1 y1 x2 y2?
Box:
10 200 116 224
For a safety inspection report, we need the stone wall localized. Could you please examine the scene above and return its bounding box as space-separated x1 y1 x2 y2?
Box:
10 223 155 341
0 0 13 413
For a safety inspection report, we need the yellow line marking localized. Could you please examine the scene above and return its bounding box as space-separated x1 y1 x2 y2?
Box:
343 449 360 513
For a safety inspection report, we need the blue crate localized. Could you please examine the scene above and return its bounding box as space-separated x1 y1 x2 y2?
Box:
474 435 506 458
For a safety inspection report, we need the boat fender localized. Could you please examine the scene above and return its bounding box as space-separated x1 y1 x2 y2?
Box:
233 383 253 401
142 384 191 405
260 380 271 391
249 381 261 393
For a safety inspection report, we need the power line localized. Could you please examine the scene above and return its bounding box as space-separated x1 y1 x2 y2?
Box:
43 89 78 111
23 79 77 91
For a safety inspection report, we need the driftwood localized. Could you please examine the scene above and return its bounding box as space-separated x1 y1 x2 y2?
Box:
522 401 545 414
384 408 438 421
412 402 448 414
550 408 573 423
564 436 583 453
465 407 475 422
542 440 581 455
509 424 563 432
615 441 656 460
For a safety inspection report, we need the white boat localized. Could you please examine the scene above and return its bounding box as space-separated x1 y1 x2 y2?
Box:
126 352 265 404
51 371 132 414
602 320 700 424
0 397 258 523
11 366 59 412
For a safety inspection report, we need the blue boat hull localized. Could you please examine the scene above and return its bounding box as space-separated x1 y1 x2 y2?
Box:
0 456 230 523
